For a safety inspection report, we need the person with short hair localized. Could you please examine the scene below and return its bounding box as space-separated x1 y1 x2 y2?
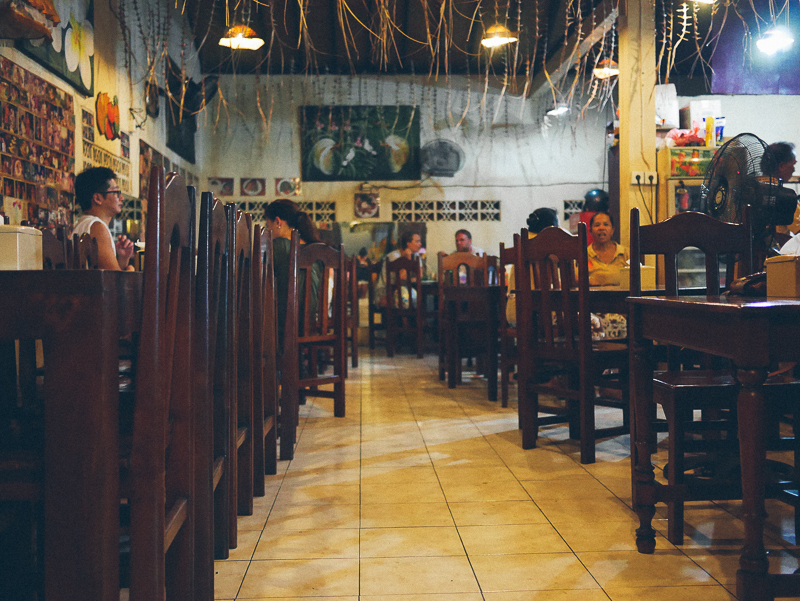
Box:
454 229 484 256
73 167 135 270
762 142 797 182
374 230 422 308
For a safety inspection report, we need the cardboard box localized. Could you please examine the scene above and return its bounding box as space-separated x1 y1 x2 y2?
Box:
679 99 722 130
0 224 42 270
765 254 800 298
619 264 656 291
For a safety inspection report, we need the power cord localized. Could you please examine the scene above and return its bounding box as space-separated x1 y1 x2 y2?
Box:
635 174 654 224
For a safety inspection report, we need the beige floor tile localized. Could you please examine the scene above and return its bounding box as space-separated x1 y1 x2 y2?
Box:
434 465 518 484
361 502 455 528
226 529 262 560
238 558 359 597
236 598 357 601
520 475 613 500
556 520 676 553
604 585 737 600
360 526 466 557
577 550 714 587
361 465 440 485
441 480 530 503
470 553 600 592
265 503 360 530
278 467 361 487
360 556 481 596
213 559 248 599
682 547 800 585
536 496 636 525
459 523 571 555
362 481 447 504
361 451 435 468
253 527 358 559
448 501 549 526
236 511 270 531
483 592 611 601
273 483 360 505
361 595 483 601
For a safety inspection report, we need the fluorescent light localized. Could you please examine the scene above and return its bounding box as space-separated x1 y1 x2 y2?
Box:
219 24 264 50
546 105 570 116
593 59 619 79
756 28 794 55
481 25 518 48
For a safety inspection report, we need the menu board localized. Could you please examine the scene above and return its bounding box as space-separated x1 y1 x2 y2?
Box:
0 56 76 228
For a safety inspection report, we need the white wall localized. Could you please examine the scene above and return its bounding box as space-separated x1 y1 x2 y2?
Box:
199 74 614 259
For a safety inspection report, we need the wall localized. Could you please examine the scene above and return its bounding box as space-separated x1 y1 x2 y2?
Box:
199 75 614 260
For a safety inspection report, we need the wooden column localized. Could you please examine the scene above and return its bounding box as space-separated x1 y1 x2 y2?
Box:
617 0 657 243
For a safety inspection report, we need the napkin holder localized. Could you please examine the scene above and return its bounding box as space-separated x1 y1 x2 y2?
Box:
0 224 42 270
618 264 656 290
764 255 800 298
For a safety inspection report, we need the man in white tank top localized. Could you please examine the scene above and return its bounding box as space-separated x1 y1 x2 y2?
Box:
73 167 135 270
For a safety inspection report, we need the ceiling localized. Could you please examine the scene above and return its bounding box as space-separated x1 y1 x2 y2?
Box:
183 0 618 97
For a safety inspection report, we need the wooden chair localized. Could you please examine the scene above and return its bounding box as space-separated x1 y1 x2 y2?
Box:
499 242 516 408
251 224 278 498
366 261 386 351
126 166 195 600
629 206 800 543
72 232 99 269
385 255 424 358
224 205 255 546
280 234 347 460
345 255 359 373
192 192 231 601
41 226 69 269
437 251 493 381
515 224 628 464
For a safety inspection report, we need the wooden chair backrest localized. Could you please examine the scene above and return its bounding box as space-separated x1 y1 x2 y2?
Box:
515 223 590 356
499 242 515 329
629 206 754 297
73 233 99 269
297 242 346 340
439 251 490 286
41 226 68 269
385 255 423 311
130 166 195 600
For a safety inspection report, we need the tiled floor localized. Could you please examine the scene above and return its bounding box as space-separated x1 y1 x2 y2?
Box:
214 351 800 600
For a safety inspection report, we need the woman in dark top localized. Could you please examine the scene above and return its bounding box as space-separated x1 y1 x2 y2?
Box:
265 199 322 344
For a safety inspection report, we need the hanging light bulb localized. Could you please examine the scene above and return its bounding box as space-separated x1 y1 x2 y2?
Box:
546 104 570 116
756 28 794 55
593 59 620 79
219 23 264 50
481 24 519 48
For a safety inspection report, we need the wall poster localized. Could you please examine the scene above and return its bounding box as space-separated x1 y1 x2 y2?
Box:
0 56 76 229
301 105 420 182
16 0 95 97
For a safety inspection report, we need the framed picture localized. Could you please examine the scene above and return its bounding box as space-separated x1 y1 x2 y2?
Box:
354 193 380 219
275 177 301 196
208 177 234 197
241 178 266 196
301 105 420 182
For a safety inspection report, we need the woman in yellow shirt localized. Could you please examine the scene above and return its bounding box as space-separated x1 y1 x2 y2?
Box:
587 211 630 286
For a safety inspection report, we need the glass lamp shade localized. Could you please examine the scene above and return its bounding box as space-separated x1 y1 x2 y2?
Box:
593 59 619 79
219 24 264 50
481 25 518 48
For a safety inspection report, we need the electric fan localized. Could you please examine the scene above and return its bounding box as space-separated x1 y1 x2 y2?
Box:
701 133 797 258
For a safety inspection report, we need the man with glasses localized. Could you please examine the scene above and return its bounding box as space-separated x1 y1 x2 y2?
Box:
73 167 135 270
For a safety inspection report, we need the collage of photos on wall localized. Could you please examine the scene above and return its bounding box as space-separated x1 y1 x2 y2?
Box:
0 56 76 229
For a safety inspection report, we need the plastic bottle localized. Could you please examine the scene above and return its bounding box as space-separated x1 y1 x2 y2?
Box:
705 116 716 148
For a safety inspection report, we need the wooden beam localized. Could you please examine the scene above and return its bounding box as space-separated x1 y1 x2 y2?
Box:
527 0 618 98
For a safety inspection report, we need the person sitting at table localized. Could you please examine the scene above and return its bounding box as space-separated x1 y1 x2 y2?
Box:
265 198 322 344
73 167 135 271
587 211 629 286
373 230 422 308
454 229 485 256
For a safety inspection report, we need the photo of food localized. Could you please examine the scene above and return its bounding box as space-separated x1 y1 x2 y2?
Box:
208 177 234 197
275 177 301 196
354 192 380 218
241 178 266 196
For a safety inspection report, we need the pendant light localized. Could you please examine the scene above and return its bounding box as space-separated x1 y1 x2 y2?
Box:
481 24 519 48
757 28 794 55
593 59 619 79
219 1 264 51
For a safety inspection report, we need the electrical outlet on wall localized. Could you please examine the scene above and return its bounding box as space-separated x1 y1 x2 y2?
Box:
631 171 658 185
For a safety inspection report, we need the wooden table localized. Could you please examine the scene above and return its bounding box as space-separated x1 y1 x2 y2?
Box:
443 285 501 402
627 294 800 601
0 270 142 601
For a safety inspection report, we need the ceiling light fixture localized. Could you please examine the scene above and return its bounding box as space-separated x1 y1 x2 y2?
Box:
593 59 619 79
756 28 794 55
546 104 570 117
219 23 264 50
481 24 518 48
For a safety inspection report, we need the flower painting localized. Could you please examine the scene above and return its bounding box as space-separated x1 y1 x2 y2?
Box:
17 0 95 96
301 106 420 182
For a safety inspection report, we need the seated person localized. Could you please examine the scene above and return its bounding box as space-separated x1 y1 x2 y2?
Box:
265 198 322 344
73 167 135 270
454 229 485 256
587 211 629 286
373 231 422 308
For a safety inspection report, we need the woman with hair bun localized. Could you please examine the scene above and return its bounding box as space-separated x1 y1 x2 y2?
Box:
265 198 323 343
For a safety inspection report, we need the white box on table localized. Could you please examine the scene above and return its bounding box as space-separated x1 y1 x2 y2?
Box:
618 265 656 291
0 224 42 270
765 254 800 298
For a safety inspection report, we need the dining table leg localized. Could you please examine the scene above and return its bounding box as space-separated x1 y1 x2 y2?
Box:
735 366 771 601
629 310 657 554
